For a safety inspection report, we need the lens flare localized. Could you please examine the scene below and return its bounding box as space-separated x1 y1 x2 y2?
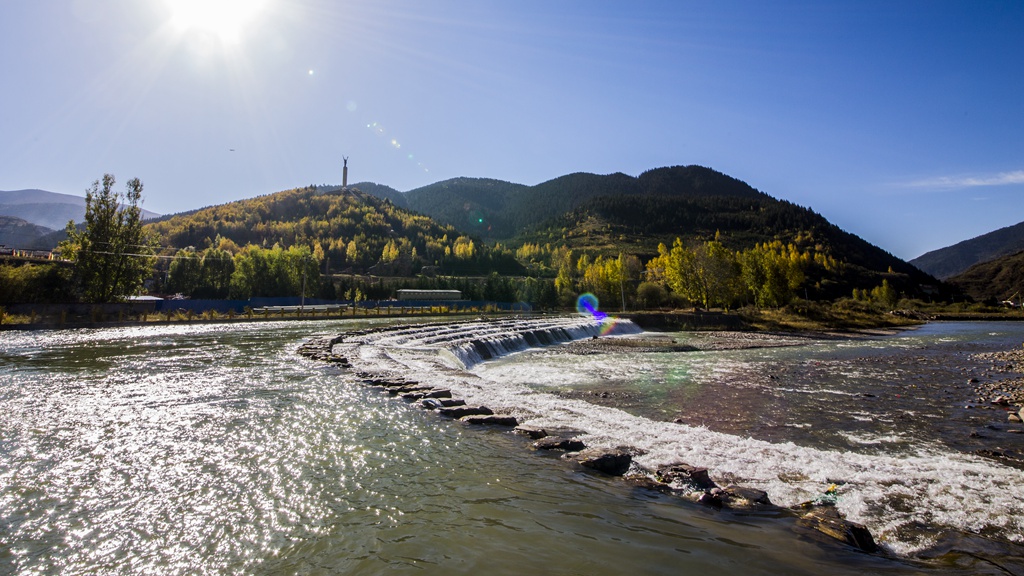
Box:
576 293 618 335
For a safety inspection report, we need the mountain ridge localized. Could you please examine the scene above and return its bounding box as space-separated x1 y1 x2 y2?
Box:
0 189 162 249
369 166 770 240
0 215 57 249
910 221 1024 280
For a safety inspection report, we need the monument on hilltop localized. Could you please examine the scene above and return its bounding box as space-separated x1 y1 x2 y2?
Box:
343 156 349 188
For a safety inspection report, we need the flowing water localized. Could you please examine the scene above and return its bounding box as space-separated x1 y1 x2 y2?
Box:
1 319 1023 575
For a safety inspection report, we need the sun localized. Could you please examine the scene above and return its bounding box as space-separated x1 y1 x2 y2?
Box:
165 0 269 44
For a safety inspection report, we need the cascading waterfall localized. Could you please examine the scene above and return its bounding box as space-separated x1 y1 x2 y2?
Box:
340 316 640 370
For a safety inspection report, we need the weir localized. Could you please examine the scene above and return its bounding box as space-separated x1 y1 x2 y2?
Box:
339 316 641 369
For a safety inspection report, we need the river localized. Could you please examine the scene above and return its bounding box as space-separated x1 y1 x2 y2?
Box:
1 319 1022 574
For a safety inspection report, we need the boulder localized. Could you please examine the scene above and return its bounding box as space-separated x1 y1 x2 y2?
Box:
698 487 726 508
574 448 632 476
389 385 431 396
371 379 414 388
796 507 877 553
439 405 494 418
1009 412 1022 424
627 476 675 494
533 436 586 451
656 464 717 490
725 485 772 505
401 388 450 401
422 389 453 399
514 425 548 439
462 414 519 426
420 398 444 410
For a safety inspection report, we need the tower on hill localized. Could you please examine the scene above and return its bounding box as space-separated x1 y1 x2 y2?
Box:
343 156 348 188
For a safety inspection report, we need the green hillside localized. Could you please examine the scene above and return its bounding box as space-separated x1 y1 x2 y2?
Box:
350 164 938 299
402 177 528 237
145 186 522 277
948 250 1024 303
514 192 937 300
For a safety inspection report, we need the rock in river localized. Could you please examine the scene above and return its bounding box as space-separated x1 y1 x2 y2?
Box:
573 448 632 476
796 506 877 553
533 436 587 451
439 405 494 419
462 414 519 427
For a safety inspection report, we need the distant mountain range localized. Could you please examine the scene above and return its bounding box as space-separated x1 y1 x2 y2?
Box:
0 189 161 249
0 216 56 249
910 221 1024 280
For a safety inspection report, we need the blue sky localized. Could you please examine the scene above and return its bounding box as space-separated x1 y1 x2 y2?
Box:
2 0 1021 260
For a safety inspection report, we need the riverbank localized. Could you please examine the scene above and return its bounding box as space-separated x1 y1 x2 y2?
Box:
973 347 1024 415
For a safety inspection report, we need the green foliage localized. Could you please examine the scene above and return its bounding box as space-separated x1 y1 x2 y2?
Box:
636 281 667 308
166 247 235 299
738 242 806 308
166 249 201 295
228 244 320 299
60 175 157 302
646 238 743 309
146 186 523 279
0 263 75 305
852 279 899 309
947 248 1024 303
643 237 812 309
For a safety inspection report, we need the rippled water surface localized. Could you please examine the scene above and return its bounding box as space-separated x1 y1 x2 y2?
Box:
1 320 1022 574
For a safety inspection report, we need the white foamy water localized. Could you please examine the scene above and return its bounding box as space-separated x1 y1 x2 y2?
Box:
337 317 1024 556
342 315 641 370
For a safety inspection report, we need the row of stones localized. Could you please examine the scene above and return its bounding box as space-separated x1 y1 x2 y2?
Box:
298 333 877 553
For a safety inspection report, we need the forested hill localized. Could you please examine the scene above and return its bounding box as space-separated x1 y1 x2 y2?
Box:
0 215 56 249
367 166 768 240
519 191 935 297
910 220 1024 280
354 165 932 291
947 249 1024 303
144 186 522 275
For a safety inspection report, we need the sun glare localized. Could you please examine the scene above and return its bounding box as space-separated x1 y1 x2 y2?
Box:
166 0 268 44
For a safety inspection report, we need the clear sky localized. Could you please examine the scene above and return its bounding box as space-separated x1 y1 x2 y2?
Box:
2 0 1021 260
